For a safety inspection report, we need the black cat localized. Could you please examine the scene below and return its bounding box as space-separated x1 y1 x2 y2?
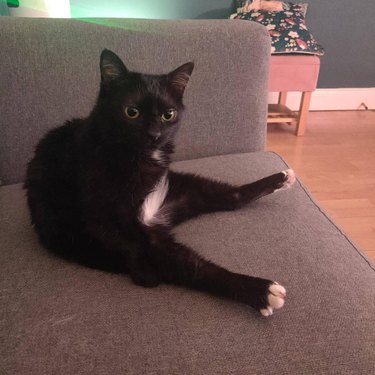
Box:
25 49 295 317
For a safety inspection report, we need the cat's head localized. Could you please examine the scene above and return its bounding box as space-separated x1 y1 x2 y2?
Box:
94 49 194 149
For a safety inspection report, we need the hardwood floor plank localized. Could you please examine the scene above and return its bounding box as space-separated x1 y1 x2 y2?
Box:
267 110 375 262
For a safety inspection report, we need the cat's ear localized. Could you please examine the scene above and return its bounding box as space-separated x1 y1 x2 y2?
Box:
100 49 128 83
167 62 194 97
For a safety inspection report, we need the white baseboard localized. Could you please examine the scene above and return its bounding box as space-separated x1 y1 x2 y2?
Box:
268 88 375 111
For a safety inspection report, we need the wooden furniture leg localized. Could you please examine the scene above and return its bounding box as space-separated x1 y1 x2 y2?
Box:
267 92 295 125
296 91 312 136
278 92 288 106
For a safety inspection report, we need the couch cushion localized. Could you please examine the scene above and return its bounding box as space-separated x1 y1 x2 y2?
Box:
0 17 270 185
1 151 374 374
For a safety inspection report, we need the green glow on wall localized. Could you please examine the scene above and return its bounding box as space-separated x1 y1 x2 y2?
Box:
6 0 232 21
70 1 174 19
74 17 172 36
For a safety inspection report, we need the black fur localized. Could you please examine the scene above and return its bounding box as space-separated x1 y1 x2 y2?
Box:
25 49 289 314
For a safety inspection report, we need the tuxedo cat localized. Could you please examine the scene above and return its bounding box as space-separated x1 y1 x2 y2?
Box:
25 49 295 317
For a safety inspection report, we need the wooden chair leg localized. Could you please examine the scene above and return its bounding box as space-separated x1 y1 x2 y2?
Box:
296 91 312 136
278 92 288 106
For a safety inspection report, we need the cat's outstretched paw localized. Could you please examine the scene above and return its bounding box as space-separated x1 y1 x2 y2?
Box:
130 262 162 288
260 283 286 317
274 169 296 192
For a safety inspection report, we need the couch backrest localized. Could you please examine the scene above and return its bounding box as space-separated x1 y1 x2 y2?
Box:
0 17 270 185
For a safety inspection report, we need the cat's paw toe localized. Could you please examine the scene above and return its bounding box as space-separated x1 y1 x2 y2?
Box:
282 169 296 187
260 282 286 317
275 169 296 192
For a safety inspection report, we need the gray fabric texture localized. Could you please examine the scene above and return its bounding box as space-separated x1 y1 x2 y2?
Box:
1 151 374 375
0 17 270 185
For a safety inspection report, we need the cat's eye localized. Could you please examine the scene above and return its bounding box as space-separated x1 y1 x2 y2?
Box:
161 109 177 122
124 106 140 119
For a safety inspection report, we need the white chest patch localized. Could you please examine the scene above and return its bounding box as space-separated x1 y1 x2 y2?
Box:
139 174 169 226
152 149 162 161
151 149 165 165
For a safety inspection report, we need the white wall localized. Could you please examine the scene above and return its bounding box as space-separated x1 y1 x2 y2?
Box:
269 89 375 111
8 0 70 17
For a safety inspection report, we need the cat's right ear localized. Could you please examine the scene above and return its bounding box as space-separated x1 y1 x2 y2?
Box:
100 49 128 84
167 62 194 98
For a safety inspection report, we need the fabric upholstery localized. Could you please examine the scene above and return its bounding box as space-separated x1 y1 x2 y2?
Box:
232 3 324 56
1 15 374 375
1 151 374 375
268 55 320 92
0 17 270 185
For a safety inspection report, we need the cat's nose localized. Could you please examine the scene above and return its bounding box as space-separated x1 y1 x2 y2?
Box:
148 130 161 141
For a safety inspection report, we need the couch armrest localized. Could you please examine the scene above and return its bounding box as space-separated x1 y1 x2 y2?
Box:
0 17 270 185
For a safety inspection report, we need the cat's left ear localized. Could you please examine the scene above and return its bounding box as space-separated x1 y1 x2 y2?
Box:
167 62 194 97
100 49 128 84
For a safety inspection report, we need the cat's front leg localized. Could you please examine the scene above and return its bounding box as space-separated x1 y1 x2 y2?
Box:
165 170 295 226
236 169 296 206
127 252 162 288
83 218 162 287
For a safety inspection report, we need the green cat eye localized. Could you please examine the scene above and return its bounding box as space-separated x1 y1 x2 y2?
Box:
124 106 140 119
161 109 177 122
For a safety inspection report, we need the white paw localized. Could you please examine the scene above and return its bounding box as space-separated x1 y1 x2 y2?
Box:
275 169 296 192
260 283 286 317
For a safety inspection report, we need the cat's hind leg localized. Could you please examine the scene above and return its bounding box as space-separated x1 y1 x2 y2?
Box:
147 232 286 316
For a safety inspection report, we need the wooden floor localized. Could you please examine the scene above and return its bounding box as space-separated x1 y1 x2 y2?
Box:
267 110 375 262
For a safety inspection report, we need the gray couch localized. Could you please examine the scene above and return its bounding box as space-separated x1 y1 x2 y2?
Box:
1 17 374 375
